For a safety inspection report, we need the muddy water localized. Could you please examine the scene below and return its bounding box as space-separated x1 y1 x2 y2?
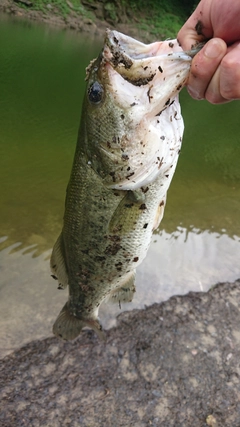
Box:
0 15 240 356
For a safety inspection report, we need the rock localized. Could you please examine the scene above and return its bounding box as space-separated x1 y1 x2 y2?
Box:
13 0 33 7
1 280 240 426
66 0 73 9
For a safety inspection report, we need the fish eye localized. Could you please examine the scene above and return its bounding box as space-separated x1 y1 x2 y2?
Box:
88 81 104 104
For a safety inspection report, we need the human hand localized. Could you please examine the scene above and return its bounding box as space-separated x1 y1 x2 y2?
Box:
177 0 240 103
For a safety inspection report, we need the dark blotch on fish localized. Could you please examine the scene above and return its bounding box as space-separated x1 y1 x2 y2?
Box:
109 171 116 182
126 74 156 87
104 243 122 256
109 235 121 242
95 255 106 262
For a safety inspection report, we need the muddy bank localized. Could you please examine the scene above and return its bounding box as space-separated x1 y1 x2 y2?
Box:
1 280 240 426
0 0 152 42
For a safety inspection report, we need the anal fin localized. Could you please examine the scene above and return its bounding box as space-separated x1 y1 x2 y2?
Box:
106 271 136 306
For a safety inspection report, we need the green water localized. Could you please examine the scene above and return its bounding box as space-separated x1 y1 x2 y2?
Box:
0 14 239 355
0 15 102 255
1 16 240 255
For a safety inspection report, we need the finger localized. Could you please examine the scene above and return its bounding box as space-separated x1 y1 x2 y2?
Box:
177 1 213 50
178 24 206 51
204 66 229 104
186 38 227 100
219 42 240 100
204 43 240 103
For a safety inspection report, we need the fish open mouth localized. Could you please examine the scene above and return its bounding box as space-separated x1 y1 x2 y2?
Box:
85 30 203 192
103 29 202 88
100 29 197 122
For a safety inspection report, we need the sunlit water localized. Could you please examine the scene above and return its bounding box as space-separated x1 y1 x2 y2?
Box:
0 15 240 357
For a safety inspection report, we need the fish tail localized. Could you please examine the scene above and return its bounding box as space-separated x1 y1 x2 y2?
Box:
52 302 106 341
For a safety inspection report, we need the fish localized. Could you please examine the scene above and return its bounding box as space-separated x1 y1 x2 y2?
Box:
50 30 201 341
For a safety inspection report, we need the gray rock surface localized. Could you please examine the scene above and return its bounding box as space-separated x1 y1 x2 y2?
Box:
1 280 240 427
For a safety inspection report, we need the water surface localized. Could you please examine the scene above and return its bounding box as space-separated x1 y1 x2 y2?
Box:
0 15 239 356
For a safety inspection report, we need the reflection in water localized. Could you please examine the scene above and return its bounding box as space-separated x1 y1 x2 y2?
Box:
1 227 239 357
101 227 240 328
0 15 239 356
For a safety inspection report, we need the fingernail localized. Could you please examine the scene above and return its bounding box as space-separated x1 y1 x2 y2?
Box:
204 40 224 59
187 87 204 100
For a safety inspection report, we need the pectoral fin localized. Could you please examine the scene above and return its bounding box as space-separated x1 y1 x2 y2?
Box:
108 190 145 235
152 195 166 230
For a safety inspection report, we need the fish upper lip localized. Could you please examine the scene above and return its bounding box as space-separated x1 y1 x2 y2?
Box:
103 30 203 85
105 29 204 62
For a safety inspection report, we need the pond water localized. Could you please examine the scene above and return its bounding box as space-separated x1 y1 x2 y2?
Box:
0 14 240 357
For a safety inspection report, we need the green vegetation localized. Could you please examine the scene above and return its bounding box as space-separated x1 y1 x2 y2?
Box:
32 0 84 16
19 0 94 20
124 0 197 38
16 0 198 38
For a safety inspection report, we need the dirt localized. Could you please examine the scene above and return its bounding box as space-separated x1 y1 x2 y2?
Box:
1 280 240 427
0 0 153 42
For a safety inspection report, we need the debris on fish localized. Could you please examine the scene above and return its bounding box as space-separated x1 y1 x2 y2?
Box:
50 30 201 341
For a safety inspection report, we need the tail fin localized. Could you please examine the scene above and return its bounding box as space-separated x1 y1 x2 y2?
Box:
52 302 105 341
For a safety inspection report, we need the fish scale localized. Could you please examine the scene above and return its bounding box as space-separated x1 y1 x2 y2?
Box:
50 30 202 340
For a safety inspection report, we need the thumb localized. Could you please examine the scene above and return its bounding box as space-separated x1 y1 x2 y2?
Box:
177 1 213 50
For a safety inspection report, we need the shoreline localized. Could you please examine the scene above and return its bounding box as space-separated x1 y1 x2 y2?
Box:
0 0 153 42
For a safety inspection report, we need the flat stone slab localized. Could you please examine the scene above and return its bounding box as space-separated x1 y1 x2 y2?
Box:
1 280 240 426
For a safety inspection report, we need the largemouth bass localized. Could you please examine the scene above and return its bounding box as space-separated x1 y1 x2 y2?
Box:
51 30 200 340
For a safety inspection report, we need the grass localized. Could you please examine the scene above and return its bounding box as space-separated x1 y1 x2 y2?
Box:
16 0 195 39
19 0 94 20
125 0 190 38
137 13 185 39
